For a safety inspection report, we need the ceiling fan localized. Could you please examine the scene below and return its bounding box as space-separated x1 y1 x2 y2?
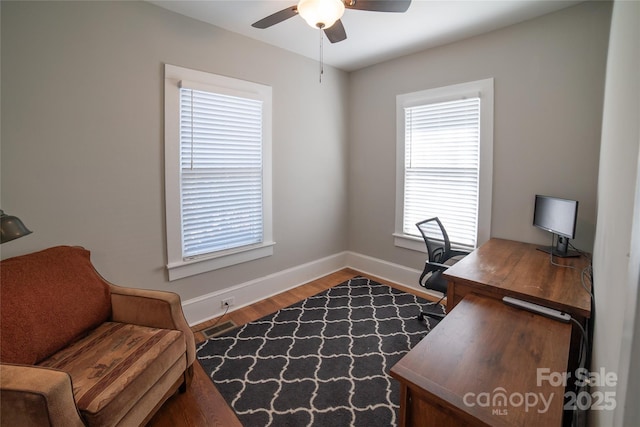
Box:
252 0 412 43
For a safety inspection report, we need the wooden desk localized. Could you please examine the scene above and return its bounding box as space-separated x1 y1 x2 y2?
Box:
443 238 592 320
390 293 571 427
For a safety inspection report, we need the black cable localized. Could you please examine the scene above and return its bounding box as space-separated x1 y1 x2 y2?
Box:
569 255 594 427
543 235 595 426
201 303 231 337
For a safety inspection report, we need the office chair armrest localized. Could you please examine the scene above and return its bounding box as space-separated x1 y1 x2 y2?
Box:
426 261 451 271
450 249 471 257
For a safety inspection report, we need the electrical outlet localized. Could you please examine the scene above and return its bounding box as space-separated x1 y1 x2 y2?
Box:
221 297 235 308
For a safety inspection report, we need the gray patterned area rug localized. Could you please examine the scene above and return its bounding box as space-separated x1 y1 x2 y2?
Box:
196 276 444 427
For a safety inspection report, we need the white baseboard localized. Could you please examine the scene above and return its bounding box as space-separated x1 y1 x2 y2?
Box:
182 250 438 326
345 251 441 300
182 252 348 326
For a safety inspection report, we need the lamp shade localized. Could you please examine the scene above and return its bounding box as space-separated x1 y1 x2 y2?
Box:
297 0 345 29
0 210 32 244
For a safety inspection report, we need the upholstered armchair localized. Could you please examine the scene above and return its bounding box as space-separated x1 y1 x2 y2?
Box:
0 246 196 426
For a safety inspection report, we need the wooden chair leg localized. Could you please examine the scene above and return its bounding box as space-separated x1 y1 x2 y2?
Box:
179 364 194 393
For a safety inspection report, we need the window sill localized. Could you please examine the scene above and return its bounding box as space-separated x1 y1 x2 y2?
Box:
393 233 427 253
167 241 275 281
393 233 474 253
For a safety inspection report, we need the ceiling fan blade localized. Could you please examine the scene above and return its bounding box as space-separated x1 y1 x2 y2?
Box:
344 0 411 13
324 19 347 43
251 5 298 29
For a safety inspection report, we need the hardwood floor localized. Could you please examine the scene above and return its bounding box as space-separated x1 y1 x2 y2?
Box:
147 268 433 427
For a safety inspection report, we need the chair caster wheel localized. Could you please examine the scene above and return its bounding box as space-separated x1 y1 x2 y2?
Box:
417 313 424 321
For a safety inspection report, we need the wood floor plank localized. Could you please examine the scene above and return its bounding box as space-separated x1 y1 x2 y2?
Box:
147 268 433 426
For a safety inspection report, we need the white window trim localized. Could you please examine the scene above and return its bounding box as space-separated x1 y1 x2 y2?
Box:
394 78 494 252
164 64 274 281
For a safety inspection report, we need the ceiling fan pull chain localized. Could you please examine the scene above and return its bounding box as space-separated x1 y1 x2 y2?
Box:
319 26 324 83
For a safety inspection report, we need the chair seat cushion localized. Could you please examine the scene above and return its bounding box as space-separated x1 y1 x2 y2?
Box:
38 322 185 426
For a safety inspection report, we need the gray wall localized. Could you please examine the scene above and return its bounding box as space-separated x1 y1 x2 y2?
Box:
1 1 612 300
591 1 640 425
0 1 349 301
348 1 611 271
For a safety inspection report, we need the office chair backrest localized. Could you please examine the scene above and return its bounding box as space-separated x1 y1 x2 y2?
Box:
416 217 452 264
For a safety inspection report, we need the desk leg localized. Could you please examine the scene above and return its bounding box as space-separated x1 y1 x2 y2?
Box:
446 281 457 313
398 384 408 427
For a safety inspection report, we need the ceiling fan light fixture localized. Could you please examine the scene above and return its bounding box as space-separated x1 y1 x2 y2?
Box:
297 0 345 29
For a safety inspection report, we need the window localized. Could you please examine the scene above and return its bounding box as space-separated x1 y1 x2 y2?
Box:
394 79 493 252
164 64 273 281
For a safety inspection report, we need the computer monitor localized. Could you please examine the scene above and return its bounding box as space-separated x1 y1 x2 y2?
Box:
533 195 579 257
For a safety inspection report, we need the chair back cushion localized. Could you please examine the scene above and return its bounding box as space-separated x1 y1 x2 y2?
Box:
1 246 111 365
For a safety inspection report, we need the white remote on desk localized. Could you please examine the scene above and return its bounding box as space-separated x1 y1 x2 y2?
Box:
502 296 571 323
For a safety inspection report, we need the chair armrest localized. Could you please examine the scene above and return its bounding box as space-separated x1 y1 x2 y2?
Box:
109 284 196 367
450 249 471 257
0 364 85 427
426 261 451 271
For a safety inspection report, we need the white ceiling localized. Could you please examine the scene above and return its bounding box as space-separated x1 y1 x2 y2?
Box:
150 0 583 71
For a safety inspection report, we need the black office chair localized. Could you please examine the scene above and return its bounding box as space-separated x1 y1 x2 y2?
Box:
416 217 470 322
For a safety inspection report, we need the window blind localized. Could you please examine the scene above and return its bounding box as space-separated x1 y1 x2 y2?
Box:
403 97 480 248
179 87 263 259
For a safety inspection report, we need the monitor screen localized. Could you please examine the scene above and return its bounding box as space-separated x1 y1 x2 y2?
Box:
533 195 578 239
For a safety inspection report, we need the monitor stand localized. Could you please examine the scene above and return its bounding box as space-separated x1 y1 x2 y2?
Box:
536 235 580 258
